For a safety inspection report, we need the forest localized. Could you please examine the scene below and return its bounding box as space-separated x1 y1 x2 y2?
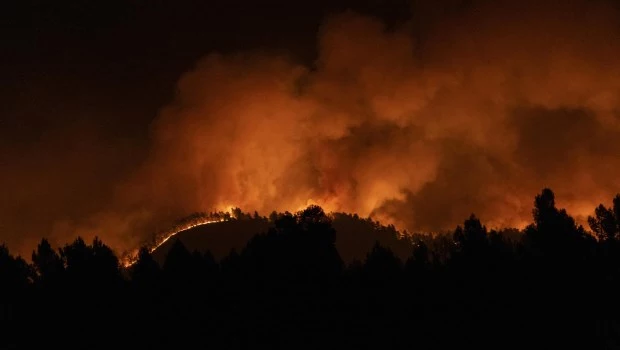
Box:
2 188 620 349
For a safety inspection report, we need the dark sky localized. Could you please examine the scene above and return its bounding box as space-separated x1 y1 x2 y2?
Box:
1 0 410 150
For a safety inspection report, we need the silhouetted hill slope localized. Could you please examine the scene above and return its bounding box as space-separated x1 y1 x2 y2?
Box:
152 218 270 264
151 213 415 264
330 213 413 261
7 190 620 349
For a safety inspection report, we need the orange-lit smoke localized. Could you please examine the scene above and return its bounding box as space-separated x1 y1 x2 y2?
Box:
8 0 620 255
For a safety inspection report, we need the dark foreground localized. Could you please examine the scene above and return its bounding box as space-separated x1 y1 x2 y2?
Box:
2 189 620 349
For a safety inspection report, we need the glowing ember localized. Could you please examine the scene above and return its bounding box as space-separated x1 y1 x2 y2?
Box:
122 216 228 268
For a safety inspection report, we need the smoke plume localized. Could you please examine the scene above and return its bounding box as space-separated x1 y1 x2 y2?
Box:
5 0 620 255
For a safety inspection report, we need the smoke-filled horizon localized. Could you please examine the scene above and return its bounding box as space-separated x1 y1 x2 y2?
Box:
4 0 620 256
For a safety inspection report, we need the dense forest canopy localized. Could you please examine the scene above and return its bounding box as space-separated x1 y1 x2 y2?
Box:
2 188 620 349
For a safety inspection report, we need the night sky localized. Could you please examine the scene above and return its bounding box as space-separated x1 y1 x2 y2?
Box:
4 0 620 257
2 0 409 141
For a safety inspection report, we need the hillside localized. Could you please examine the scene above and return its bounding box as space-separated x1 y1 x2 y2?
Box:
151 212 415 264
151 218 271 264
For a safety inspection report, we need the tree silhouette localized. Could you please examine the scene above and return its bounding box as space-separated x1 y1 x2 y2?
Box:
363 241 402 285
162 238 203 290
31 238 64 286
194 250 219 286
0 244 31 294
454 214 488 256
588 195 620 242
241 205 343 286
613 195 620 229
406 239 430 272
59 236 120 289
589 205 615 240
525 188 591 261
2 192 620 348
130 247 161 289
533 188 557 230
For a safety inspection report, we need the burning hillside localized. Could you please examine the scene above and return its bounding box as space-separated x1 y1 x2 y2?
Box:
4 1 620 256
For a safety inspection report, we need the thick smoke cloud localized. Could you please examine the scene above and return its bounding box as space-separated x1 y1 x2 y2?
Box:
5 0 620 255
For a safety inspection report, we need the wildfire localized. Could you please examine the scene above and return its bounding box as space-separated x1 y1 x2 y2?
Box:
121 213 232 268
121 201 327 268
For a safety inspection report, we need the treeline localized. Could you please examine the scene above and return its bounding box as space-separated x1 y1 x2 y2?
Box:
120 209 237 265
2 188 620 349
